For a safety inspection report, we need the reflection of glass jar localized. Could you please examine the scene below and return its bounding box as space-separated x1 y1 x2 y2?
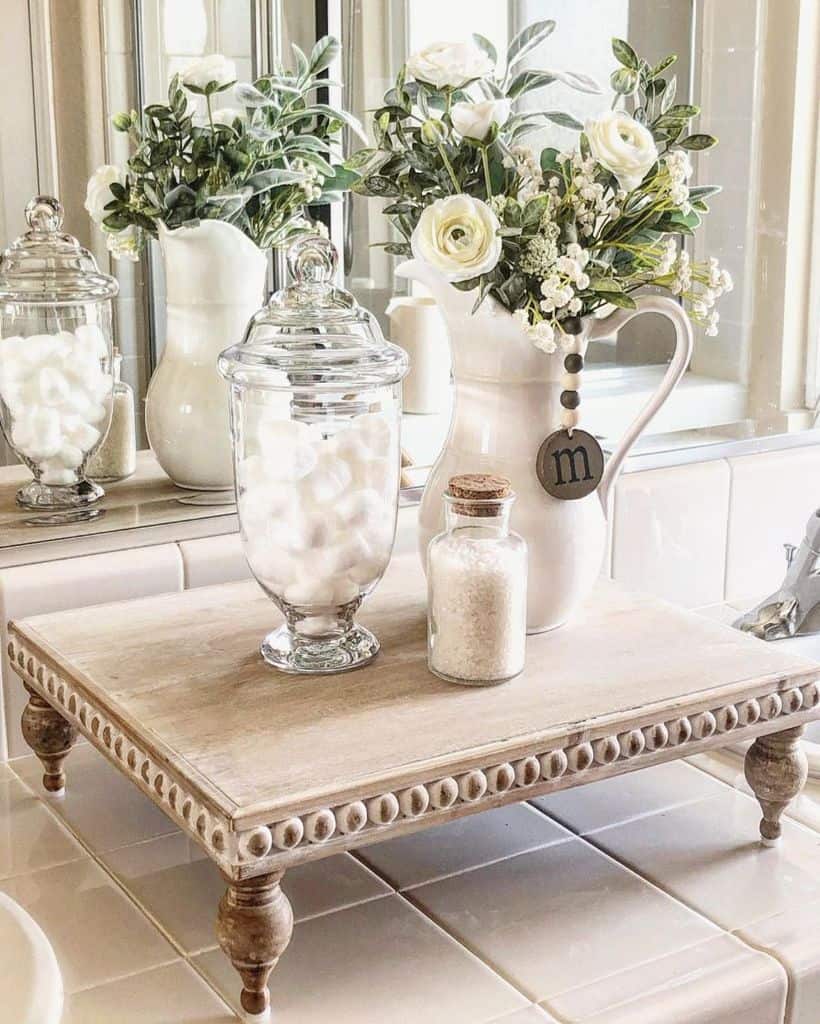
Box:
428 474 527 685
0 196 117 508
87 349 136 483
219 236 409 674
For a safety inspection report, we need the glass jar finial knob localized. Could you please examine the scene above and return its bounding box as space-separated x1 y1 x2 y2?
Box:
287 234 337 292
25 195 64 235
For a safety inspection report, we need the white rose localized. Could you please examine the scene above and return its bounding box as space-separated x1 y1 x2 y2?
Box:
451 99 511 141
585 110 658 192
411 194 501 283
85 164 125 226
181 54 236 92
405 41 493 90
211 106 244 126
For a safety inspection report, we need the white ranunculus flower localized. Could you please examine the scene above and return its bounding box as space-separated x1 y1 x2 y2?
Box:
181 54 236 92
405 41 493 90
211 106 244 126
105 225 141 262
585 110 658 192
85 164 125 226
411 194 501 283
451 99 511 141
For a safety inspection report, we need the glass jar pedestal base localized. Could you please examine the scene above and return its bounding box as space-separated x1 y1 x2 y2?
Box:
261 622 380 675
16 478 104 509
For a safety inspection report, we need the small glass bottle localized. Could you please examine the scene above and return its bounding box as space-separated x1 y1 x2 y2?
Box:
427 473 527 685
86 349 136 483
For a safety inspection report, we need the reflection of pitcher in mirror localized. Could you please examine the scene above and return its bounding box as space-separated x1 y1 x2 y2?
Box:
386 296 451 415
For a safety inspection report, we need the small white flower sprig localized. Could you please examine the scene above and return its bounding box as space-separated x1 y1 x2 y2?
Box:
85 39 366 259
350 30 732 349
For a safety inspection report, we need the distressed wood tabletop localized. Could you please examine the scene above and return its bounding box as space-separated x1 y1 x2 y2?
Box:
9 554 820 880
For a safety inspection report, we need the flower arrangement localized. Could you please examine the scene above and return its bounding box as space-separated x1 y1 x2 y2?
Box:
85 40 363 260
352 24 732 351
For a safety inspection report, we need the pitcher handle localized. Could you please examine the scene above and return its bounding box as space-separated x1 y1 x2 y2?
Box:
586 294 693 512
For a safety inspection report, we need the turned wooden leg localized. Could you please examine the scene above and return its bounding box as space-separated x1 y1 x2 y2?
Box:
217 871 293 1021
20 684 77 796
744 725 808 846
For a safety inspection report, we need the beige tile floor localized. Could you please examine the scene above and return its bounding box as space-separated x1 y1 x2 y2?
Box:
3 745 819 1023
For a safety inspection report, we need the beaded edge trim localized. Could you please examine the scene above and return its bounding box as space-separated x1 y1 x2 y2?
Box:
9 635 820 874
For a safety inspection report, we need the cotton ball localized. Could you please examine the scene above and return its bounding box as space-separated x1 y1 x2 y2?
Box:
352 412 392 456
301 453 353 505
352 455 395 498
283 579 335 607
15 407 62 460
34 366 72 407
268 519 313 554
57 442 84 470
366 524 396 562
90 371 113 404
245 542 299 589
268 441 318 483
332 578 360 606
87 401 109 425
256 415 312 448
61 385 95 420
296 615 338 638
62 416 101 453
39 458 76 486
348 558 386 587
335 488 385 531
333 426 373 465
21 333 69 373
73 323 109 358
327 531 371 573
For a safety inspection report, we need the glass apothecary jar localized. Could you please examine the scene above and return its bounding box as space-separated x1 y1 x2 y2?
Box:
0 196 117 508
219 236 408 674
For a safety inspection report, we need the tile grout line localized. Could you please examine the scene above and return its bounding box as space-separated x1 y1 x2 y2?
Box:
3 765 240 1008
347 847 538 1012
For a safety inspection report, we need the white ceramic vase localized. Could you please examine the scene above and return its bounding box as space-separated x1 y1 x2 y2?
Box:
145 220 268 490
397 260 694 634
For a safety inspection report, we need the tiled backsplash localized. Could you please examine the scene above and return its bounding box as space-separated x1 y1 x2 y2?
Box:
0 443 818 760
613 444 820 609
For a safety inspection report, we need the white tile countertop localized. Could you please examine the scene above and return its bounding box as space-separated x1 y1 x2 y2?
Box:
3 723 819 1022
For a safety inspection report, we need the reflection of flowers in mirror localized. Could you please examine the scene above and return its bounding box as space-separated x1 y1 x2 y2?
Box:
84 39 364 258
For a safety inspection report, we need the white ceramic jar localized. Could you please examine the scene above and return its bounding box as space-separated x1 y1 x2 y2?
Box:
219 236 408 674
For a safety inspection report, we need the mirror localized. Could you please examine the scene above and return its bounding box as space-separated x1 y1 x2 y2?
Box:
1 0 818 529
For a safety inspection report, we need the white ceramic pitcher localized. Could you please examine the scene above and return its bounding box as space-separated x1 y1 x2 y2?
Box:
397 260 693 633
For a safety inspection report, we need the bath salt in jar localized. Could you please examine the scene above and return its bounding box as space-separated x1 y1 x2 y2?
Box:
427 474 527 685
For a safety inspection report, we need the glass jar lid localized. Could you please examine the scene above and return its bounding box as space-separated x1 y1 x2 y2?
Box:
0 196 119 305
219 235 408 391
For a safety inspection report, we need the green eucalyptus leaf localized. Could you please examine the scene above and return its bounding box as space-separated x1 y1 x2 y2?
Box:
604 291 638 309
664 103 700 120
383 242 412 256
650 53 677 78
291 43 310 81
309 36 341 75
245 168 309 194
112 112 131 132
543 110 583 130
472 33 497 65
660 76 678 112
588 277 624 292
679 133 717 150
548 69 602 94
612 37 639 70
506 70 556 99
688 184 722 199
235 83 274 108
507 20 556 71
102 212 132 231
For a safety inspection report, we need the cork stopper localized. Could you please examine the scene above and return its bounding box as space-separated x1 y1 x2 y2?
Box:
447 473 512 516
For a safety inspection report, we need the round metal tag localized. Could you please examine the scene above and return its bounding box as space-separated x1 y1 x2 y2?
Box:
536 429 604 501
